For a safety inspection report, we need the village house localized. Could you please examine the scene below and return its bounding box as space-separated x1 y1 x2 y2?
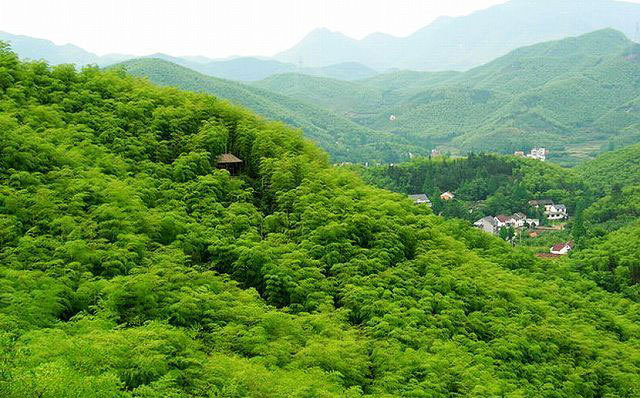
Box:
514 148 547 161
526 218 540 227
546 204 568 220
440 191 455 201
495 214 512 228
550 241 574 255
529 199 554 212
527 147 547 161
476 212 534 235
474 216 499 235
408 194 432 207
511 212 527 228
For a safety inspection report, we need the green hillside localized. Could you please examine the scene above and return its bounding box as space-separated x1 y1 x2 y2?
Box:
258 29 640 165
254 73 384 113
2 43 640 397
576 142 640 192
112 58 417 163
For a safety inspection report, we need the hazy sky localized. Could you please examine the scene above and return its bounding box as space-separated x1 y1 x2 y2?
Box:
0 0 518 58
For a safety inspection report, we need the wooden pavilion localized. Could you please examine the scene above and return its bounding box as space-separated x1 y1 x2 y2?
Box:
216 153 243 175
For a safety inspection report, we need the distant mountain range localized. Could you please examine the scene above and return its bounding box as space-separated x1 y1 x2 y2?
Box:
0 31 132 66
276 0 640 71
259 29 640 165
0 31 377 81
4 0 640 80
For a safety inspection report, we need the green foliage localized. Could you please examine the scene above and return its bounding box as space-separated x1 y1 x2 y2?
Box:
577 143 640 193
1 44 640 397
571 221 640 299
583 185 640 235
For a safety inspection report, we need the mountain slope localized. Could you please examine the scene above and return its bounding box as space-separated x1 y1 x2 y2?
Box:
112 58 417 162
254 73 384 114
2 43 640 397
576 143 640 191
276 0 640 71
261 29 640 164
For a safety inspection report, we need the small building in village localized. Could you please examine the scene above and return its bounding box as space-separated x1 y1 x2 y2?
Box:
495 214 512 228
440 191 455 201
529 199 554 212
511 212 527 228
526 218 540 227
514 148 547 161
216 153 243 175
527 147 547 161
408 194 432 207
475 212 540 236
474 216 499 235
550 241 574 255
546 204 568 220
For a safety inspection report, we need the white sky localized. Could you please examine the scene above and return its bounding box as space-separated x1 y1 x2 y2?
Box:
3 0 639 59
0 0 516 58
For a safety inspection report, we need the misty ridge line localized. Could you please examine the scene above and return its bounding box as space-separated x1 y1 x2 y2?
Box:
2 0 640 81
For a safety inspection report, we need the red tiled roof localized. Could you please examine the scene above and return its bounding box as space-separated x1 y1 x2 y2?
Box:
496 215 511 222
551 244 568 251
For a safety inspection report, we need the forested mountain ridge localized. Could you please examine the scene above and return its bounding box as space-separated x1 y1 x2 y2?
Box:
576 142 640 192
259 29 640 164
2 43 640 396
276 0 640 71
111 57 418 163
